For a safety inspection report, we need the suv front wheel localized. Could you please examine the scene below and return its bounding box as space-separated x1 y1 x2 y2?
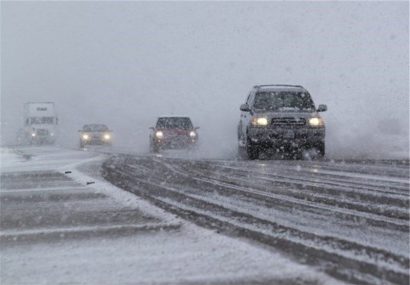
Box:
316 141 325 158
246 138 259 160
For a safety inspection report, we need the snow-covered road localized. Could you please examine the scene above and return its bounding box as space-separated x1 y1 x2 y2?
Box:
0 146 342 285
102 152 409 285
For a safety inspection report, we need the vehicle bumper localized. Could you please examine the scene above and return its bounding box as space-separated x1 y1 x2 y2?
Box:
247 126 325 148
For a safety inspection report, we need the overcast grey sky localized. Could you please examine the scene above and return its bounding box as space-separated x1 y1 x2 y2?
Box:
1 1 408 158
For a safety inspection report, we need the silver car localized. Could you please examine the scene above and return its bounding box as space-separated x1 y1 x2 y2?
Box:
79 124 113 148
238 85 327 159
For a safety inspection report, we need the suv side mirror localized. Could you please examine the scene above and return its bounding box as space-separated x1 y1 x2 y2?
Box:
194 127 200 130
317 104 327 112
149 127 155 130
240 104 251 112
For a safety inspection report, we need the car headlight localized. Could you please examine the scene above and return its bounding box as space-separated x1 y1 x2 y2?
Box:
251 117 269 126
31 133 36 137
82 134 89 140
155 131 164 139
103 133 111 140
308 117 323 127
189 131 196 138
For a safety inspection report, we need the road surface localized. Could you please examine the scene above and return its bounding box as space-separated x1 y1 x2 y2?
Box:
102 152 409 285
1 147 344 285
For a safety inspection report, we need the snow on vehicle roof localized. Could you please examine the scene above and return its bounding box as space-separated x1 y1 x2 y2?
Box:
255 85 306 92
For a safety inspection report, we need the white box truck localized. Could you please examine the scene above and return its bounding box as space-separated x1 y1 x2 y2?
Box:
18 102 58 145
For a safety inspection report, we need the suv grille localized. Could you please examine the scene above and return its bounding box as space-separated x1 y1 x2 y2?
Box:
271 117 306 126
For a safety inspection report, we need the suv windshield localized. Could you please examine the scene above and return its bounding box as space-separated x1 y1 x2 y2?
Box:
156 117 193 129
254 91 315 111
83 124 109 132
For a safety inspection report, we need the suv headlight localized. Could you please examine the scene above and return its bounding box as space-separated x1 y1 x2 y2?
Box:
308 117 324 127
82 134 89 140
251 117 269 126
155 131 164 139
189 131 196 138
103 133 111 140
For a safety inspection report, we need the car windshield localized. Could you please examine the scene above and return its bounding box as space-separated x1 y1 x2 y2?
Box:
254 91 315 111
83 124 109 132
30 117 54 124
156 117 193 129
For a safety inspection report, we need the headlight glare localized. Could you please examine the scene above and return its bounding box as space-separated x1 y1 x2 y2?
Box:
309 117 322 127
82 134 89 140
103 133 111 140
252 117 268 126
31 133 36 137
155 131 164 139
189 131 196 138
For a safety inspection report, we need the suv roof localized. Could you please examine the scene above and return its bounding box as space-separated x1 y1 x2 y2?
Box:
253 84 306 91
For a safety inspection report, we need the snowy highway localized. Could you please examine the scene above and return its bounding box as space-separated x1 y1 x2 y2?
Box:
2 2 409 285
1 147 347 285
102 151 410 285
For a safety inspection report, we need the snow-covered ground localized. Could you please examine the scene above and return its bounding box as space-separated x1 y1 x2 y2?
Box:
0 146 343 284
102 150 410 284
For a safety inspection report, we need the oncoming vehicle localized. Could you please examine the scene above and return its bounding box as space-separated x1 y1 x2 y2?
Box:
149 116 199 153
238 84 327 160
79 124 113 148
18 102 58 145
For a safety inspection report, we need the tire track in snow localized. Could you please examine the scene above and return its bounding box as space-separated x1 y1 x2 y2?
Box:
102 155 410 285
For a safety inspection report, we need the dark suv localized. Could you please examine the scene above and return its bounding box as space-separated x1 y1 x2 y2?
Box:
238 85 327 159
150 116 199 153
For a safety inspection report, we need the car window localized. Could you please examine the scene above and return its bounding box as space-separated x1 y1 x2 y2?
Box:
253 91 315 111
156 118 193 129
83 124 109 132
